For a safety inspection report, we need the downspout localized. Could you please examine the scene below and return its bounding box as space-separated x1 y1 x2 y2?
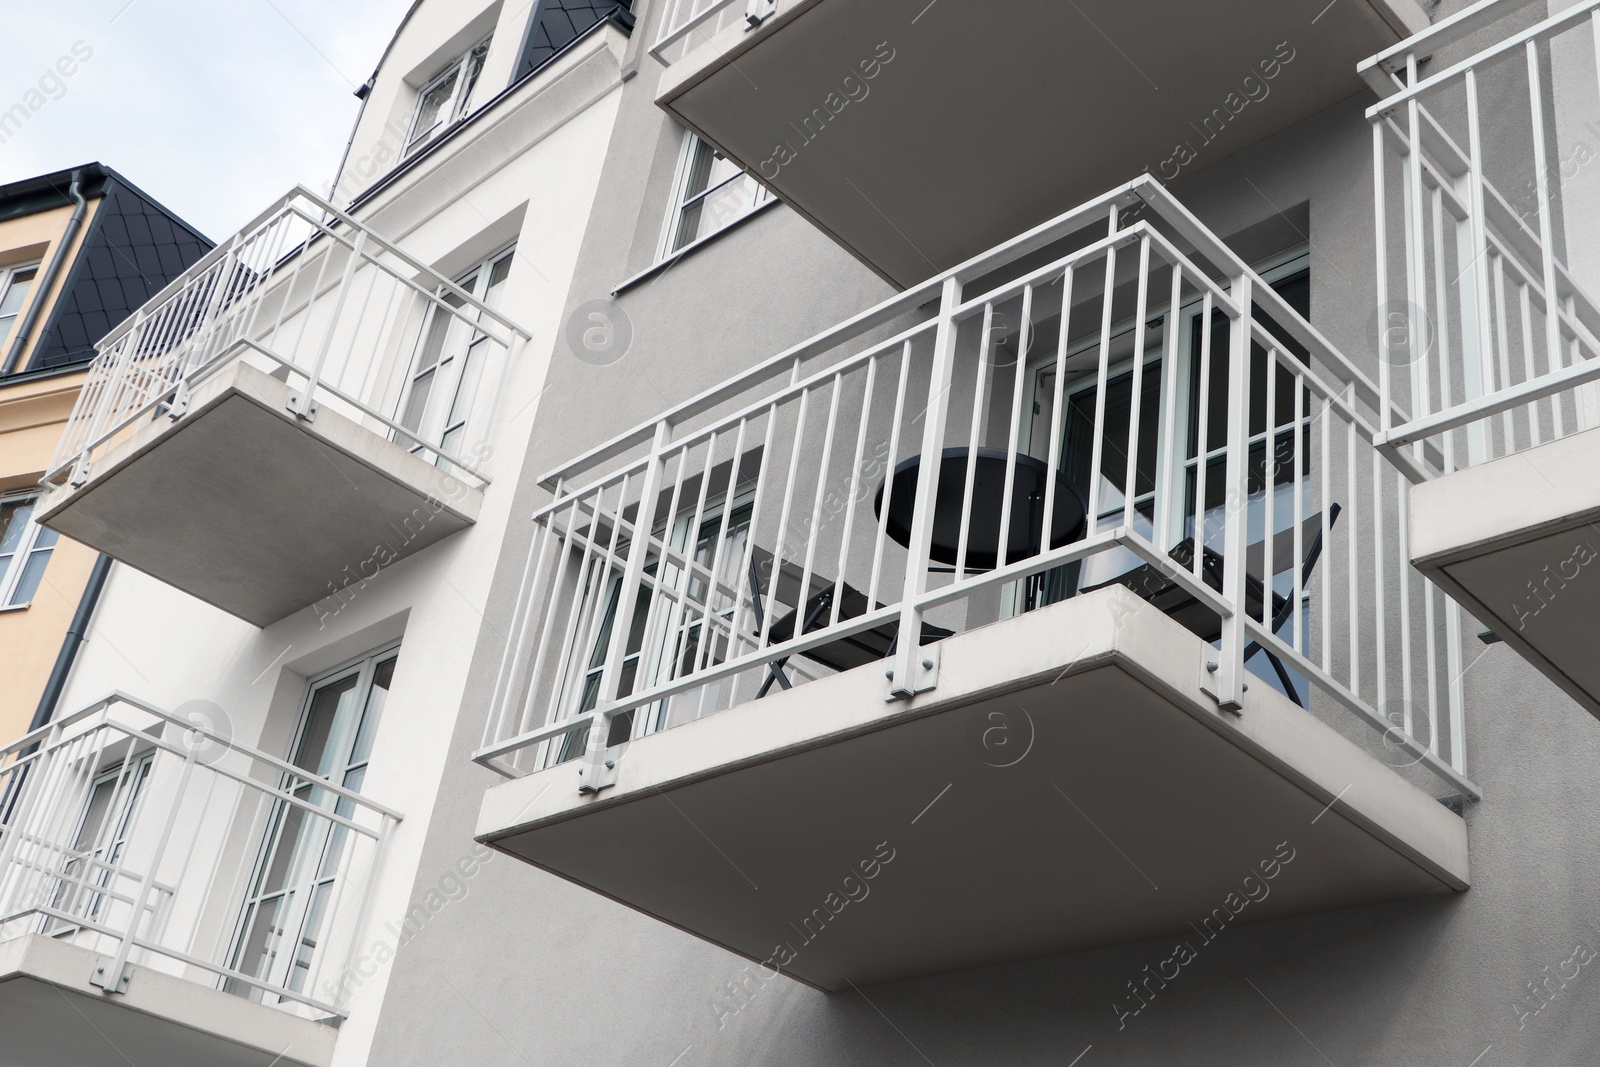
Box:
2 168 88 376
327 78 375 208
29 552 112 732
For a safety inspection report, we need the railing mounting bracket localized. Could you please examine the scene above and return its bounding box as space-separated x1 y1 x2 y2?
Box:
286 393 318 421
1200 655 1244 716
745 0 776 28
577 756 619 796
885 645 940 701
90 959 132 995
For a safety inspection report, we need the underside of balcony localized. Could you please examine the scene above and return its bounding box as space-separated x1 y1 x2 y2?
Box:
478 586 1468 990
655 0 1429 287
38 359 478 627
0 933 334 1067
1409 426 1600 720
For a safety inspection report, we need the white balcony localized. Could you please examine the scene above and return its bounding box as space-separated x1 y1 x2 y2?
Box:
474 176 1474 986
648 0 1429 286
0 694 401 1066
37 188 530 626
1365 0 1600 718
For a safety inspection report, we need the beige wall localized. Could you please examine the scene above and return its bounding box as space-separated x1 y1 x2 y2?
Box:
0 196 104 745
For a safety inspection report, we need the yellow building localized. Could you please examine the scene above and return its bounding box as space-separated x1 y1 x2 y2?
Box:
0 164 209 744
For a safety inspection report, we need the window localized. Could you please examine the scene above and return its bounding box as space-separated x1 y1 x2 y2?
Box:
226 646 397 1002
396 245 514 466
660 133 772 258
0 493 59 607
44 755 153 937
0 262 38 352
404 35 492 158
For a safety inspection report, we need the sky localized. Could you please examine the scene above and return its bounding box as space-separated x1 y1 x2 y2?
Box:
0 0 417 240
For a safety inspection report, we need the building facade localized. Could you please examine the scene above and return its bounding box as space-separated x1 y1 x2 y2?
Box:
0 164 210 749
6 1 1600 1066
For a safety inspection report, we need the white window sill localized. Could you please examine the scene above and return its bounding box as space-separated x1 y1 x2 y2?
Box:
0 602 31 613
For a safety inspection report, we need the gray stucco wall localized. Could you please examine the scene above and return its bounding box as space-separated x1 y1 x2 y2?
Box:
366 2 1600 1064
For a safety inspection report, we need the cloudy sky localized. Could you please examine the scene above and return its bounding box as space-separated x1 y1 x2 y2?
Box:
0 0 417 240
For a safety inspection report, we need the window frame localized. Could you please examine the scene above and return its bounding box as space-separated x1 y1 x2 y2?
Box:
393 242 516 468
0 260 41 354
0 491 61 609
657 130 774 261
223 642 400 1003
402 33 494 159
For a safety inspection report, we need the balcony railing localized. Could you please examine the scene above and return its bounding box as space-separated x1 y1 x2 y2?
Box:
648 0 768 64
477 174 1478 800
1367 0 1600 472
43 186 531 492
0 694 401 1019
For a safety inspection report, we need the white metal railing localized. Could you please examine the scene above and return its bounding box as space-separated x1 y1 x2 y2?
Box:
0 693 401 1019
477 175 1478 800
649 0 771 64
1366 0 1600 472
44 186 530 491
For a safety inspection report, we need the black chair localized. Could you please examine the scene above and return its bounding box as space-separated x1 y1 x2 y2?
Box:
1081 504 1341 708
746 553 953 698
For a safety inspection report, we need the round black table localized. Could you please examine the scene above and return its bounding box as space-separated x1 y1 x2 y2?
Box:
873 446 1087 571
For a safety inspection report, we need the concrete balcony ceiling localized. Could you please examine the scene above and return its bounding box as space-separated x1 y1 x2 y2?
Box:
40 361 478 627
478 587 1468 990
655 0 1429 287
1409 427 1600 721
0 934 334 1067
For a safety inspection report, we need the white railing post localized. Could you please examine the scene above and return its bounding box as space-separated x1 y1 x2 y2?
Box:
888 275 962 699
290 229 369 421
0 724 62 914
1214 272 1254 711
68 319 144 487
100 736 198 995
587 419 672 774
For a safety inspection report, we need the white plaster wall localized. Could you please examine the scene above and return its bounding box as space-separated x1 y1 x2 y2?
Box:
51 17 626 1067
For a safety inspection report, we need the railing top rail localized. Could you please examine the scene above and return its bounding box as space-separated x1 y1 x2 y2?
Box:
1364 0 1600 117
1359 0 1542 91
5 691 406 823
540 175 1386 490
95 183 532 354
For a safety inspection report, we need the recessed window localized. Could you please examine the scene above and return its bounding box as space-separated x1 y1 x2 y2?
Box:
660 133 772 259
0 262 39 353
0 492 59 607
396 244 515 466
404 35 493 158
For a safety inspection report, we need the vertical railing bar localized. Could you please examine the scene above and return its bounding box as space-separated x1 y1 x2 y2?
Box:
833 360 878 629
1040 266 1075 557
955 303 994 582
696 418 750 675
1264 346 1278 629
1465 69 1495 466
1397 465 1415 739
1194 291 1215 573
598 422 671 720
796 375 843 640
1528 37 1566 438
1346 408 1360 697
869 344 912 608
1319 396 1332 672
996 284 1035 572
1520 283 1542 447
727 407 777 679
1493 256 1515 453
1086 226 1120 534
1292 372 1306 655
106 740 198 990
1154 260 1184 552
1372 449 1388 717
1122 239 1152 536
760 393 810 655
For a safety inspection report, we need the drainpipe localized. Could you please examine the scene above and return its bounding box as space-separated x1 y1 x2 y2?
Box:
29 552 112 732
2 168 89 376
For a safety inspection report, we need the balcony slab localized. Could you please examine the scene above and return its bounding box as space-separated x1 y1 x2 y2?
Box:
0 933 334 1067
1410 427 1600 720
39 360 478 627
479 586 1467 990
655 0 1429 287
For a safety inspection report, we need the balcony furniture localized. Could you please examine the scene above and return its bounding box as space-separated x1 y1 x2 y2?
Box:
1081 504 1342 707
747 551 953 698
874 446 1088 570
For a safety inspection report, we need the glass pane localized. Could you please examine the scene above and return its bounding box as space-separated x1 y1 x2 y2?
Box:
0 268 35 317
294 674 362 779
673 175 755 252
348 657 394 766
682 139 743 203
1062 365 1163 518
286 881 332 994
225 896 284 999
400 368 435 433
0 498 36 555
483 253 513 307
446 343 485 429
9 545 53 604
408 68 459 149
